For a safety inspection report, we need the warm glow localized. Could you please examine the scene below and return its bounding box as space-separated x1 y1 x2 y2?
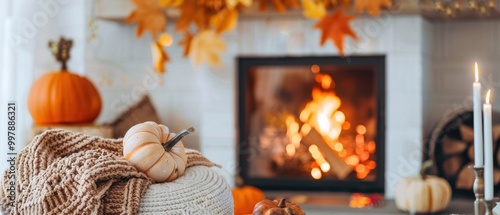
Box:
159 33 173 46
327 128 340 140
321 75 333 89
367 161 376 169
360 151 370 161
342 121 351 130
300 109 311 122
355 164 366 173
334 142 343 152
291 134 302 148
486 89 491 104
346 155 360 166
315 75 323 83
311 168 322 180
356 125 366 135
320 163 331 172
281 74 377 180
355 146 364 155
334 111 345 123
300 124 311 136
290 122 299 134
317 113 331 134
309 145 319 154
286 144 296 156
366 141 376 153
311 64 320 73
339 149 347 157
309 144 329 169
355 134 364 146
285 116 302 148
350 194 373 208
475 62 479 82
301 81 343 141
286 116 295 126
356 172 368 179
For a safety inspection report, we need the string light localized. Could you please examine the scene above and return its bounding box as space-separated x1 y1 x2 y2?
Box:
431 0 496 16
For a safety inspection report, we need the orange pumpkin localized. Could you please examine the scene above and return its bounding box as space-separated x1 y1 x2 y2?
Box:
123 121 190 182
232 184 265 215
28 71 102 124
28 37 102 124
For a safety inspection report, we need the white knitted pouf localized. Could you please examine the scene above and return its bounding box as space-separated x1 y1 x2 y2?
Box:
138 166 234 215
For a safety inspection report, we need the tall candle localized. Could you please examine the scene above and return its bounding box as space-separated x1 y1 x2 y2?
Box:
484 90 494 200
473 62 484 167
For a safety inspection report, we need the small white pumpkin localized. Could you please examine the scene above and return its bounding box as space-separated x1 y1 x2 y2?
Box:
395 160 452 214
123 121 191 183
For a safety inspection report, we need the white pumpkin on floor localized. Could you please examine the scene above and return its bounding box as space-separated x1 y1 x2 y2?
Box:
395 160 452 214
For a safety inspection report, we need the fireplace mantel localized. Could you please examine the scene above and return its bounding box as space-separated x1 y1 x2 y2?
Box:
94 0 421 21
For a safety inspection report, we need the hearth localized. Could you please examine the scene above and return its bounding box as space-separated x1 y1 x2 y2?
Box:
237 56 385 192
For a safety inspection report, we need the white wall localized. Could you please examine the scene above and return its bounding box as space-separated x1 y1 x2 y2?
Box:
91 14 429 198
424 20 500 136
1 0 88 174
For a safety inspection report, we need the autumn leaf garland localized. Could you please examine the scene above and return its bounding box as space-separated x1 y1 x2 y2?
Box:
355 0 392 16
126 0 392 75
127 0 167 38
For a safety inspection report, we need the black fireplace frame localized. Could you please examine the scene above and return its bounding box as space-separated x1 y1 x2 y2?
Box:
237 56 386 193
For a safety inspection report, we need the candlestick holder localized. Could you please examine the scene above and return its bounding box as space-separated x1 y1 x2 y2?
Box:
470 166 485 215
484 198 498 215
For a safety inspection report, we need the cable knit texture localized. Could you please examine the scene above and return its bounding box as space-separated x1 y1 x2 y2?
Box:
0 129 227 215
139 166 233 215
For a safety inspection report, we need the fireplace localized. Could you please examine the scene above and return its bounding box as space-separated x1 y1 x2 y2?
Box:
237 56 386 192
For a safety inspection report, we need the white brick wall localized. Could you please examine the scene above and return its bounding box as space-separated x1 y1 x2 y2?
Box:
92 14 430 198
424 21 500 136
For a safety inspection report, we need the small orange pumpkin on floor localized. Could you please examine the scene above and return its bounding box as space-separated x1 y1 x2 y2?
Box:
232 178 265 215
28 37 102 124
253 198 305 215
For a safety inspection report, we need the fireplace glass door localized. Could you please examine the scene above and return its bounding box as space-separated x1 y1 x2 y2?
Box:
238 56 385 192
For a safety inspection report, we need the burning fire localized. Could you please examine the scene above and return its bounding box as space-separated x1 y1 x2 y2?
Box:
285 67 376 180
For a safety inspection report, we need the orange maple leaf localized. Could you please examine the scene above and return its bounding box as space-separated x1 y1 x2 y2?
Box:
211 8 239 33
176 0 211 32
314 9 357 56
258 0 300 13
189 30 226 68
178 32 194 57
126 0 167 38
354 0 392 16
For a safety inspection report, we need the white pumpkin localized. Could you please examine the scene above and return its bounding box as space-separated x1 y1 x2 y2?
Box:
123 121 189 183
395 161 452 214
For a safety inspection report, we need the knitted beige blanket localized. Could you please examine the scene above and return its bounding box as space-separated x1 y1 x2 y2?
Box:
0 129 218 215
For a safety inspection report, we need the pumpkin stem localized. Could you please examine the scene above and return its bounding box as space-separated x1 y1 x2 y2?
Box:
163 127 195 151
49 37 72 72
420 160 434 180
278 198 287 208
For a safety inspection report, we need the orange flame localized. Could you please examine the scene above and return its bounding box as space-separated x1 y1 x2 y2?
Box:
281 73 377 180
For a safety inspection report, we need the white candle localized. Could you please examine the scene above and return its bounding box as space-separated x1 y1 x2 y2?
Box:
473 62 484 167
484 90 494 200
